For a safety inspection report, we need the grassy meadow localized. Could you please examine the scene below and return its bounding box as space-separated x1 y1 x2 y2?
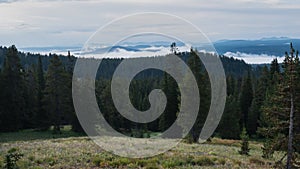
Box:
0 127 283 169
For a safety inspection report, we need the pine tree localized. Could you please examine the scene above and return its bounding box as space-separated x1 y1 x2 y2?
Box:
97 79 125 132
158 73 169 131
226 75 236 96
65 54 83 132
158 72 179 132
239 127 250 155
285 43 299 169
0 45 26 132
270 58 280 80
239 71 253 133
186 48 210 142
23 66 38 129
247 66 269 136
259 71 283 159
217 75 240 139
170 42 179 55
44 55 68 134
35 56 51 130
218 95 241 139
259 43 300 168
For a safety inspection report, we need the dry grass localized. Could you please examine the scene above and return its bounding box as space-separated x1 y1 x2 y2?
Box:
0 130 283 168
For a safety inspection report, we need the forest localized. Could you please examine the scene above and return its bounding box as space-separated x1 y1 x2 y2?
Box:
0 43 299 168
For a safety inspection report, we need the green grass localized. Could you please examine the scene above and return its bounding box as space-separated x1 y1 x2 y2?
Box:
0 126 85 143
0 128 284 169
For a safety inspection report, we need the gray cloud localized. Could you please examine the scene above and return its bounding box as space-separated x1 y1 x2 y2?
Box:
0 0 299 47
0 0 17 3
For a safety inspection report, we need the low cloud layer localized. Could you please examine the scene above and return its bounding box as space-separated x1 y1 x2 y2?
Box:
224 51 285 64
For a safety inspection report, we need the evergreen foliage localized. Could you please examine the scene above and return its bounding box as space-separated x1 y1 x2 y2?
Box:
44 55 69 134
239 127 250 155
0 45 26 132
259 43 300 168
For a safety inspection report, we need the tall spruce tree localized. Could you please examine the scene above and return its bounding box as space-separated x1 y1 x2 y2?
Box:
239 127 250 155
23 66 38 129
217 75 240 139
186 49 210 142
65 54 83 132
270 58 280 79
0 45 26 132
97 79 125 132
159 72 179 131
285 44 299 169
239 71 253 133
35 56 51 130
44 55 68 134
247 66 269 136
259 43 300 168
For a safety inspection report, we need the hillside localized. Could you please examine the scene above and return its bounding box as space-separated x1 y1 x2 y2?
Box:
0 128 282 169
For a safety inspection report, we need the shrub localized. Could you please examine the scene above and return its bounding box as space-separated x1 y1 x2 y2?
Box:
183 134 194 144
239 127 250 155
261 141 274 159
110 158 131 167
92 156 102 167
135 159 148 167
43 157 57 166
192 156 215 166
28 156 35 162
161 159 179 168
127 162 138 168
4 148 23 169
34 159 42 165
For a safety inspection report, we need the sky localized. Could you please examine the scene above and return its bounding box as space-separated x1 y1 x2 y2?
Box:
0 0 300 48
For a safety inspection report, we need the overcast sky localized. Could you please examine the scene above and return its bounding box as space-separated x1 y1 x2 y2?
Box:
0 0 300 48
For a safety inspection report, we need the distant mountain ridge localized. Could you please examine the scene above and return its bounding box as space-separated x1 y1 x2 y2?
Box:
15 37 300 64
214 37 300 56
19 37 300 57
0 45 251 78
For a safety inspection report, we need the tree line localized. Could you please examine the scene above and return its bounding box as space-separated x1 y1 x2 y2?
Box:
1 43 298 166
0 45 81 133
0 45 250 134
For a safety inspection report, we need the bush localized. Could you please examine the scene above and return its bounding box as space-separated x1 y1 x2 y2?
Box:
239 127 250 155
192 156 215 166
28 155 35 162
161 159 181 168
262 141 274 159
92 156 102 167
43 157 56 166
110 158 131 167
135 159 149 167
4 148 23 169
183 134 194 144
